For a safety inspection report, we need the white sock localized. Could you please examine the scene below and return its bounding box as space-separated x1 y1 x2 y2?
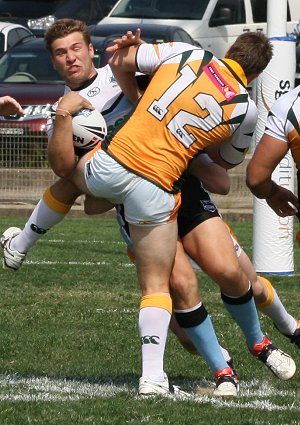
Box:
139 306 171 382
11 199 66 253
259 289 297 335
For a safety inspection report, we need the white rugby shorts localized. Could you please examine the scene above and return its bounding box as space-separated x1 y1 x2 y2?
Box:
85 149 180 225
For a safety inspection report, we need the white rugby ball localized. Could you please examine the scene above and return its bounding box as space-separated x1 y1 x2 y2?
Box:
72 108 107 150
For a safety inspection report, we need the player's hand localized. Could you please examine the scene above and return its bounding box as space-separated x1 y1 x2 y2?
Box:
266 185 299 217
106 28 144 52
0 96 25 116
57 92 94 116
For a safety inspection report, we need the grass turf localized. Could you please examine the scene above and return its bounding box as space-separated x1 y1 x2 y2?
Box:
0 216 299 424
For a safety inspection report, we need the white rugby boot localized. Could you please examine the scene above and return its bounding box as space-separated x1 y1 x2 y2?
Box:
1 227 25 270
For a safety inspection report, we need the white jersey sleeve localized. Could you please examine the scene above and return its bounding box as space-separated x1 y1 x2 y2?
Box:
219 98 258 165
264 86 300 143
136 42 203 75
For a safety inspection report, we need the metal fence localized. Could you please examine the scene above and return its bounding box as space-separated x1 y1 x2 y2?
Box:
0 122 254 211
0 125 57 202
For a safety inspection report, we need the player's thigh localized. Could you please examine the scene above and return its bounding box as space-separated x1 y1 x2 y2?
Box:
129 221 178 294
71 156 93 196
182 217 241 279
84 195 114 215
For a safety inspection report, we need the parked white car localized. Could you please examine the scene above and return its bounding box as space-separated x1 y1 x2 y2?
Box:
0 22 34 54
99 0 300 58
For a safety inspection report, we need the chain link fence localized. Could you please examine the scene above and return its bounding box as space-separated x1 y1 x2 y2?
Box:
0 124 57 202
0 122 254 213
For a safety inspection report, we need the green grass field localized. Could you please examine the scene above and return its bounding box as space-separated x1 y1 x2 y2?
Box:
0 216 300 425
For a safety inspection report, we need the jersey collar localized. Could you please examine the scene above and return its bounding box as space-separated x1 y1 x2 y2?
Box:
221 58 248 87
72 72 98 91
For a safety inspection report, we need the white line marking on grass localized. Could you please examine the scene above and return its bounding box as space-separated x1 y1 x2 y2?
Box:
0 374 135 402
46 239 126 245
0 375 299 410
25 260 134 267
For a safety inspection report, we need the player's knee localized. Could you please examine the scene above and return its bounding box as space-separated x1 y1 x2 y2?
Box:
209 262 242 285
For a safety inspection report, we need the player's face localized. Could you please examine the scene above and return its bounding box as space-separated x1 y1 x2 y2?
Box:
50 31 96 89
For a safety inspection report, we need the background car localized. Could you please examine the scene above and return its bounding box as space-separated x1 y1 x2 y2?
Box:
0 37 64 168
0 23 199 168
89 22 201 45
0 21 34 54
0 0 117 35
89 22 201 67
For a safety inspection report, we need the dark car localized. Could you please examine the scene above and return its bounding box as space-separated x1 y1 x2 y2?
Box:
0 37 64 167
0 33 115 169
89 22 202 67
0 0 117 35
0 24 200 167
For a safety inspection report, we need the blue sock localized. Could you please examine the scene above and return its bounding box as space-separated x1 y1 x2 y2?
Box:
175 303 228 373
221 286 264 349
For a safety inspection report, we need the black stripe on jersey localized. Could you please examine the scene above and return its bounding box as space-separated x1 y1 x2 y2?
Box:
220 59 246 88
101 93 125 116
73 73 98 91
219 93 249 106
287 105 300 136
177 50 214 79
223 113 247 126
195 51 214 78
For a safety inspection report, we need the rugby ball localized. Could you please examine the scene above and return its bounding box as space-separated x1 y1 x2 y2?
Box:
72 108 107 150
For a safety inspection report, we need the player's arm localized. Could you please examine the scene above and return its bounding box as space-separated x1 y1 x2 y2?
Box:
188 153 230 195
108 44 142 104
106 28 143 53
0 95 24 116
246 133 298 216
48 92 94 177
205 99 258 170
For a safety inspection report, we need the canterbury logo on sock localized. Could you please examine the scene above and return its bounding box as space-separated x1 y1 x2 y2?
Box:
30 224 48 235
141 335 160 345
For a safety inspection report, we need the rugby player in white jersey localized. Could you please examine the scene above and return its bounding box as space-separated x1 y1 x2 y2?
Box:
247 85 300 217
1 18 134 267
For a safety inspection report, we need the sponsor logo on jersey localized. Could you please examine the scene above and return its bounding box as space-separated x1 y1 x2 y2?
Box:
203 63 237 100
87 87 100 97
109 76 118 87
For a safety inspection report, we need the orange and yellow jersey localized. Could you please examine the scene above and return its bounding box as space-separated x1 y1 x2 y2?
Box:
102 42 256 193
264 85 300 169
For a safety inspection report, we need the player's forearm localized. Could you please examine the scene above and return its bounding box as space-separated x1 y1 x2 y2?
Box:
109 45 141 104
246 171 276 199
48 115 77 177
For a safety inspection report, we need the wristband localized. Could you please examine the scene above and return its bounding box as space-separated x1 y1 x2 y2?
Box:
56 108 71 117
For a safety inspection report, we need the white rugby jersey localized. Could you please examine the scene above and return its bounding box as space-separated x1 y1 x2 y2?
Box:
47 65 133 140
264 85 300 168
